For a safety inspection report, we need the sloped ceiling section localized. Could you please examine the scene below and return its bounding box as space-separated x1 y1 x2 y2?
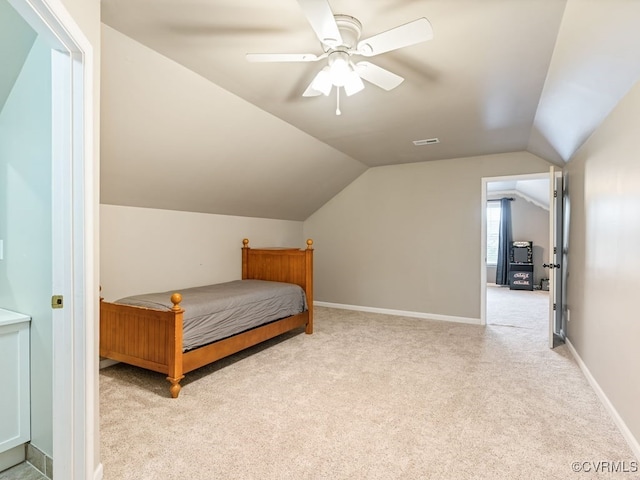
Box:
529 0 640 163
100 0 640 221
100 24 367 221
0 0 36 113
101 0 567 168
487 179 550 210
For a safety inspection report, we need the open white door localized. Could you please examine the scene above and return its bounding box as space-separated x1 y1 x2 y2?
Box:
10 0 98 478
545 166 563 348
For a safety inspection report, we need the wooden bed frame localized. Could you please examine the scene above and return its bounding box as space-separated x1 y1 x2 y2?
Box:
100 238 313 398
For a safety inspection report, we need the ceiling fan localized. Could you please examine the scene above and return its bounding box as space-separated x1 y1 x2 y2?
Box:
246 0 433 114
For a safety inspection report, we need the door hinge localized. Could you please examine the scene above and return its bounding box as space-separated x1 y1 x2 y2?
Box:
553 303 557 311
554 190 558 198
554 247 557 254
51 295 64 309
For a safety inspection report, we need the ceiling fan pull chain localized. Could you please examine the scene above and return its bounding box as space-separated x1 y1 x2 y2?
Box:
336 87 342 116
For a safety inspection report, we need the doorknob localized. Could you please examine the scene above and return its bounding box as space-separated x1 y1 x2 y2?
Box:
543 263 560 269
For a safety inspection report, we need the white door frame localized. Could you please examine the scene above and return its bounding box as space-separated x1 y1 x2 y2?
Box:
480 172 549 326
8 0 98 478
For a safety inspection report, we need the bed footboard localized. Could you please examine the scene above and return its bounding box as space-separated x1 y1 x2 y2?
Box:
100 293 186 397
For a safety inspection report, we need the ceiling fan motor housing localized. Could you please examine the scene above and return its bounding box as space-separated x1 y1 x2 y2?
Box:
324 14 362 50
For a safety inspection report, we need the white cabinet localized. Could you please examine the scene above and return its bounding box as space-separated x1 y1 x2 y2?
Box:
0 309 31 454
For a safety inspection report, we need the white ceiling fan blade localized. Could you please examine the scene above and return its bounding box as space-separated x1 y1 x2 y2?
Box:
357 18 433 57
246 53 324 62
354 61 404 91
297 0 343 47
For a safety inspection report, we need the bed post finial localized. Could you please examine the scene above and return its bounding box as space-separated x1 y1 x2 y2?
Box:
242 238 249 249
306 239 314 250
170 293 183 312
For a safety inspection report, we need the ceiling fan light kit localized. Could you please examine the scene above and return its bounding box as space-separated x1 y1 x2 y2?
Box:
310 67 332 96
343 71 364 96
328 52 350 86
306 50 364 97
246 0 433 114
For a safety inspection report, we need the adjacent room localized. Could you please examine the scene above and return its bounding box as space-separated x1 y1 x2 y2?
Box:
1 0 639 479
485 177 551 330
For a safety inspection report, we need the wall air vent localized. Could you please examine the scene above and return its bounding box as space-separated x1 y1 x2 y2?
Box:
412 138 440 146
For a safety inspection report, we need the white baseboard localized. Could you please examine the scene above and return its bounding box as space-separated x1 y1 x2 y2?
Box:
314 301 481 325
566 339 640 460
94 462 104 480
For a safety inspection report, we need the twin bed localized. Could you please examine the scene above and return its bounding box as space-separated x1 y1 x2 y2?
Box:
99 238 313 398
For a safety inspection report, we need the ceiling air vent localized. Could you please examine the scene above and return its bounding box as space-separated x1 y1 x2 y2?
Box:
413 138 440 146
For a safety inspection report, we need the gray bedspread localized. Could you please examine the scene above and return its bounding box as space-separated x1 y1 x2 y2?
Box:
115 280 307 351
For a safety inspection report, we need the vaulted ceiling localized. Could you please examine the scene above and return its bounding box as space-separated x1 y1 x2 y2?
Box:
99 0 640 220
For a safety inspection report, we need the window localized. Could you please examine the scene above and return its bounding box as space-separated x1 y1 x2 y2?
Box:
486 202 501 265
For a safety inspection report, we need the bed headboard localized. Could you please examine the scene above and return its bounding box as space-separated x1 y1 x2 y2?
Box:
241 238 313 306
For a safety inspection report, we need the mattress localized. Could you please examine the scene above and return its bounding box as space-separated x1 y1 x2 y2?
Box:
115 279 307 351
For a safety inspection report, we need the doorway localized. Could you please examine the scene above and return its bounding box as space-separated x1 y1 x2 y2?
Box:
481 173 551 339
3 0 98 478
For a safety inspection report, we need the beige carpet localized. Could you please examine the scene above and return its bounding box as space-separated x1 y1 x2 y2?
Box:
100 287 635 479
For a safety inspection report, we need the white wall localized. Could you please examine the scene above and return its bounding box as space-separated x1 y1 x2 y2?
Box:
565 80 640 454
304 151 552 321
100 205 304 302
0 35 53 457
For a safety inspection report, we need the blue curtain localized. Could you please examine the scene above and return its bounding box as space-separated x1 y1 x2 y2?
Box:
495 198 513 285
